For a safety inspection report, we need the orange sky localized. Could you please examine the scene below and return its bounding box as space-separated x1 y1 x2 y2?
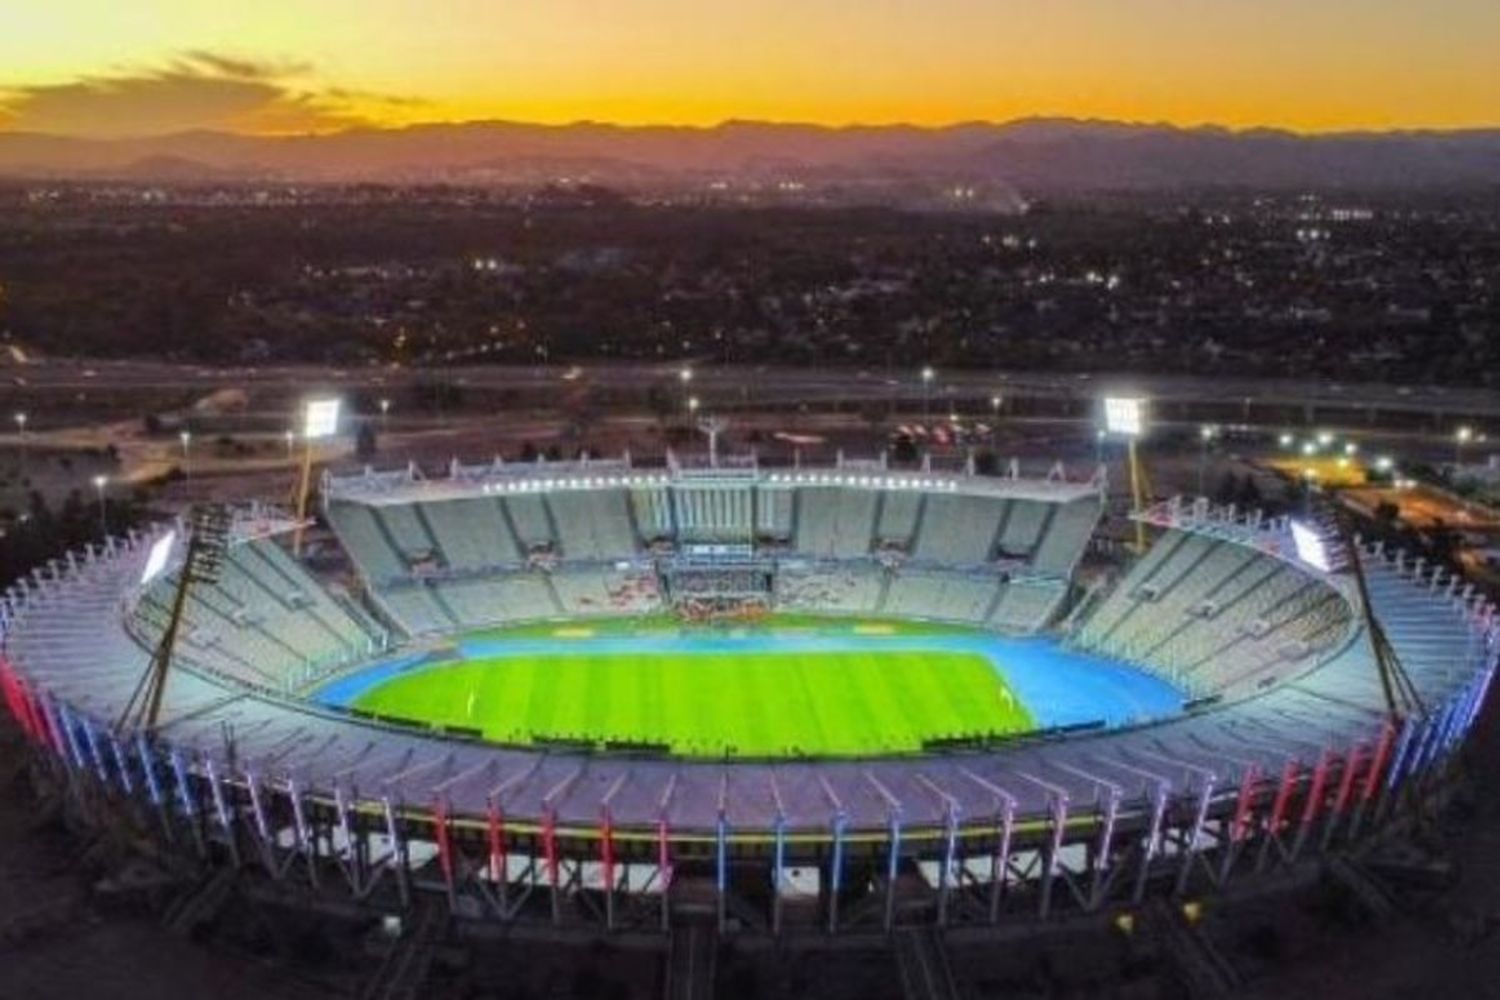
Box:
3 0 1498 136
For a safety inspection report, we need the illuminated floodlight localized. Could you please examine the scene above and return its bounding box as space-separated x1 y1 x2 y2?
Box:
303 398 342 440
1343 442 1358 456
1278 433 1293 448
140 531 177 585
1290 520 1332 573
1375 456 1395 472
1316 430 1334 447
1102 397 1146 437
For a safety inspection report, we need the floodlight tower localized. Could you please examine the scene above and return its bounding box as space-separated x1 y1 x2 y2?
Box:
293 398 341 556
697 415 729 468
1103 397 1150 553
119 505 232 733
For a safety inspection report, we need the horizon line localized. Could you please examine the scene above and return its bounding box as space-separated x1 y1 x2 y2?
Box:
4 114 1500 143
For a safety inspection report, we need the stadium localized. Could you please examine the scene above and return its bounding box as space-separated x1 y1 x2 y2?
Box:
0 422 1495 961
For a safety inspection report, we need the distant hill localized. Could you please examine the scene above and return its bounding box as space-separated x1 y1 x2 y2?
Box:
1 118 1498 192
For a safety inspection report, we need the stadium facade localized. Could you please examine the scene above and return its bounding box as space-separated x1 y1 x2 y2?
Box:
1 452 1495 937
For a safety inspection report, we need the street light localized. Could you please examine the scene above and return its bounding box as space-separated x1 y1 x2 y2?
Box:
1278 432 1293 449
1197 424 1217 497
284 429 296 460
92 474 108 535
180 430 192 482
687 395 700 415
14 411 26 480
990 394 1002 448
921 366 935 423
380 398 391 429
1456 425 1473 466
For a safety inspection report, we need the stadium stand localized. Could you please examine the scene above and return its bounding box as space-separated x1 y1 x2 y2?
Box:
419 497 521 570
132 537 385 691
1072 527 1355 697
326 501 408 581
912 494 1002 563
793 488 878 558
546 490 638 560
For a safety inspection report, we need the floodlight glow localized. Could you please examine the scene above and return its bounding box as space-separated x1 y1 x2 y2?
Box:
1290 520 1332 573
141 531 177 585
1103 397 1146 437
303 398 341 440
1278 433 1293 448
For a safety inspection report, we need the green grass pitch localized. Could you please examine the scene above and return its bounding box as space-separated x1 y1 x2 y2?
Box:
354 629 1034 758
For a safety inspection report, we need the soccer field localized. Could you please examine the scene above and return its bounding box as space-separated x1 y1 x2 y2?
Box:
350 619 1035 757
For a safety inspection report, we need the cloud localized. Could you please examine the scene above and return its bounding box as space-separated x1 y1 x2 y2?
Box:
0 52 425 137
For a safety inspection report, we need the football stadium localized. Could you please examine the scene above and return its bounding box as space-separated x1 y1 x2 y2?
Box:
1 430 1495 951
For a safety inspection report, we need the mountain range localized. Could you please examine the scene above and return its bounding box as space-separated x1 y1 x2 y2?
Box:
2 118 1498 192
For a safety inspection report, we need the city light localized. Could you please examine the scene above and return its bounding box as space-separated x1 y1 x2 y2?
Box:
1278 433 1293 448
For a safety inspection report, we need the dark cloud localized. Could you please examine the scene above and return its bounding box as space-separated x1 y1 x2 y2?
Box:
0 52 421 137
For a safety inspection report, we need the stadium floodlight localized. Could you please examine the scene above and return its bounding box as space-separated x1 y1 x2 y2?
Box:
1102 397 1146 437
140 531 177 585
303 398 342 440
1290 519 1332 573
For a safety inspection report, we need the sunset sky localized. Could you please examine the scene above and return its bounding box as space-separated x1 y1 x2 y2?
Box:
3 0 1498 137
